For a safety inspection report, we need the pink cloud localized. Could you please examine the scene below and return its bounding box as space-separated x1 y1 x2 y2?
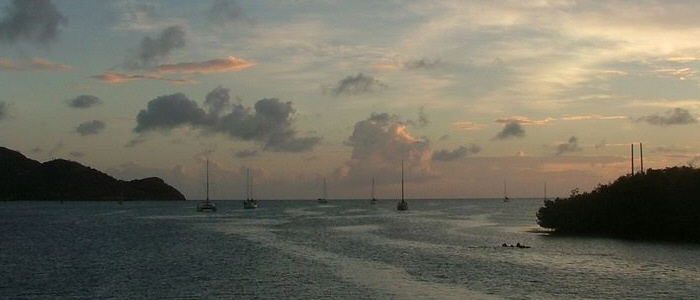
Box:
0 57 72 72
155 56 254 74
89 72 196 85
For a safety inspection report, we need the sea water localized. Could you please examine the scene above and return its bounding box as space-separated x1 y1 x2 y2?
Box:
1 199 699 299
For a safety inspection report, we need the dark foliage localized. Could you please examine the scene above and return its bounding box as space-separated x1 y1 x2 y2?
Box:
537 167 700 241
0 147 185 201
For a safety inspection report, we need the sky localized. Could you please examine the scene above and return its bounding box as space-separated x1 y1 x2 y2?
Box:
0 0 699 200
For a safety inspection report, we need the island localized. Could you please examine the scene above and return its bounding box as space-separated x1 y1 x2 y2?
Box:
0 146 186 201
537 166 700 241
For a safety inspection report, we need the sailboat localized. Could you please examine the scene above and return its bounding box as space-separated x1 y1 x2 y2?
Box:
197 159 217 212
503 180 509 203
397 161 408 211
243 168 258 209
317 178 328 204
370 177 377 204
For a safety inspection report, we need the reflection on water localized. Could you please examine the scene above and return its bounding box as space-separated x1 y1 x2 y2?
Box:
2 199 700 299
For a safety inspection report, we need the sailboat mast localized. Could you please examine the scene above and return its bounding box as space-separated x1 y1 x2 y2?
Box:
246 168 250 200
206 159 209 201
372 177 375 199
401 160 404 202
323 177 327 199
544 182 547 201
640 142 644 174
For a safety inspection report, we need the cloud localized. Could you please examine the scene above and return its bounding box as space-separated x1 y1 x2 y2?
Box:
235 149 258 158
0 57 71 71
636 108 697 126
404 58 441 70
0 0 67 45
207 0 253 25
112 2 161 31
493 121 525 140
125 25 186 69
556 136 581 155
155 56 253 74
0 101 9 121
372 58 441 70
89 72 195 85
432 144 481 162
204 86 231 116
133 87 320 152
337 113 434 185
134 93 207 132
76 120 106 136
451 121 486 131
560 115 629 121
125 136 147 148
66 95 101 109
495 116 554 125
326 73 387 96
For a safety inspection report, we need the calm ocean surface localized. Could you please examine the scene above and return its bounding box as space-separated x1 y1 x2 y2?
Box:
2 199 699 299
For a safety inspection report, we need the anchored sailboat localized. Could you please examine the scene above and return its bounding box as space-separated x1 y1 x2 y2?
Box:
318 178 328 204
397 161 408 211
197 159 217 212
370 177 377 204
503 180 509 203
243 168 258 209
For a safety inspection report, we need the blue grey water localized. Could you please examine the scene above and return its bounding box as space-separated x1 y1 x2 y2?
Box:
2 199 699 299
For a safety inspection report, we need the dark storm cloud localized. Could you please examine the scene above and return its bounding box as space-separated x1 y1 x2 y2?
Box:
125 25 186 69
327 73 387 96
66 95 101 109
76 120 106 136
235 149 258 158
636 108 697 126
133 88 320 152
0 101 8 120
556 136 581 155
134 93 207 132
432 144 481 161
204 86 231 116
0 0 67 45
493 121 525 140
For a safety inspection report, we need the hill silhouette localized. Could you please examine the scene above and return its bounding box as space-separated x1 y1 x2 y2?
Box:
0 147 185 201
537 166 700 241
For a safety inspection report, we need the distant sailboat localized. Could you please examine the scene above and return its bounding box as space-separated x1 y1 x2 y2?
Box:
544 182 547 201
503 180 509 203
243 168 258 209
318 178 328 204
197 159 217 212
370 177 377 204
397 161 408 211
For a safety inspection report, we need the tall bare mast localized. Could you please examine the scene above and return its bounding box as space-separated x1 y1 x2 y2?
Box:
206 159 209 201
401 161 404 201
631 144 634 175
640 142 644 174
